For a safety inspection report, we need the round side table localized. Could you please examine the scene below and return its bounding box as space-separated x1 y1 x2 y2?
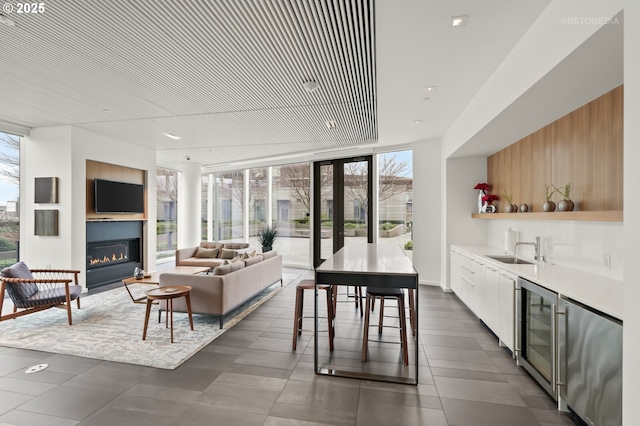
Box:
142 285 193 343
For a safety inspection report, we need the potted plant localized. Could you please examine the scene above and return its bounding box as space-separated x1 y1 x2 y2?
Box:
543 185 557 212
257 226 278 252
553 183 575 212
502 190 517 213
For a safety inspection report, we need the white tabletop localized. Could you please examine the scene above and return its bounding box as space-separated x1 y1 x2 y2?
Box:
316 243 417 276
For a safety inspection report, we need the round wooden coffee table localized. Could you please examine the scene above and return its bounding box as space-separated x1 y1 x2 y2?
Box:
142 285 193 343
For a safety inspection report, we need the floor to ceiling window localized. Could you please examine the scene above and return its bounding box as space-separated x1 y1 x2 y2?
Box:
378 150 413 259
156 167 178 261
198 150 411 267
216 170 244 242
271 163 311 267
0 132 20 268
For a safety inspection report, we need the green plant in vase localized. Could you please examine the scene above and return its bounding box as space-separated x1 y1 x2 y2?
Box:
257 226 278 252
553 183 575 212
543 185 557 212
502 190 517 213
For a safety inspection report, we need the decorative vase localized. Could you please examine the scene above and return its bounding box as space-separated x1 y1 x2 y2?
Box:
477 190 485 214
482 204 496 213
519 203 529 213
543 201 556 212
510 204 518 213
262 245 272 253
504 204 514 213
134 267 145 280
558 199 575 212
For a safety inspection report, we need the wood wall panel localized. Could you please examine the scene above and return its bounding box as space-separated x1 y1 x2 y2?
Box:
86 160 147 221
487 85 623 214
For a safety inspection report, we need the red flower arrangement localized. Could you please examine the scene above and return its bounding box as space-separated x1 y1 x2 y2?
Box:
482 194 499 205
474 182 491 191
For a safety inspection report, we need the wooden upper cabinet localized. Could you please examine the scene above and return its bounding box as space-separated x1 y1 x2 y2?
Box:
487 85 623 216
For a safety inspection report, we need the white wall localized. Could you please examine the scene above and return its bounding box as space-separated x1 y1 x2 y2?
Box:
486 220 623 280
20 125 157 290
623 1 640 423
440 156 488 290
20 126 73 270
411 139 441 285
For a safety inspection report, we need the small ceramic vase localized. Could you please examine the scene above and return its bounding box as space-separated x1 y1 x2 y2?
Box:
543 201 556 212
558 199 575 212
520 203 529 213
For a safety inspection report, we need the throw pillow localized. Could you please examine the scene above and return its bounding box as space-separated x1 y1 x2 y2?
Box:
249 250 257 257
1 261 34 279
213 264 232 275
195 247 219 258
240 252 249 260
221 248 238 259
0 261 38 302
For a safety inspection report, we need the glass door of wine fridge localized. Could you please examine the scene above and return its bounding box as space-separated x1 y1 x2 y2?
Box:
516 278 559 400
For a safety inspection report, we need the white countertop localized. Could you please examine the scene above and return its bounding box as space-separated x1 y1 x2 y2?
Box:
452 244 624 320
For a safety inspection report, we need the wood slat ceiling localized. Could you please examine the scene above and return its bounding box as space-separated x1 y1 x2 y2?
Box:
0 0 377 166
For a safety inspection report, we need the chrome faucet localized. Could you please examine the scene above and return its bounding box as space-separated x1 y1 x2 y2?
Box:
515 236 541 261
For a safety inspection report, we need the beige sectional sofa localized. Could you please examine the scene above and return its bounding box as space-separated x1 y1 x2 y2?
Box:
175 242 251 270
159 250 282 328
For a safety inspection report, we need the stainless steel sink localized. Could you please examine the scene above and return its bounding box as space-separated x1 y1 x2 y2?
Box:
486 255 534 265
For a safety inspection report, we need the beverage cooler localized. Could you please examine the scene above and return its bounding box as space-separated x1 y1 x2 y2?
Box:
517 277 622 425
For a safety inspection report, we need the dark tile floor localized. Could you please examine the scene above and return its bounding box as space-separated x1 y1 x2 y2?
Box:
0 269 580 426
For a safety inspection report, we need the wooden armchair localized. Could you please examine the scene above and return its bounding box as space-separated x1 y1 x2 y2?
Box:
0 261 82 325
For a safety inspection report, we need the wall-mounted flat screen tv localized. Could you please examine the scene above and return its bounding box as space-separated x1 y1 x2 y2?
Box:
94 178 145 214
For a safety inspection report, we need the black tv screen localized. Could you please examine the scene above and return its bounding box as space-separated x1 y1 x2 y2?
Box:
94 179 145 214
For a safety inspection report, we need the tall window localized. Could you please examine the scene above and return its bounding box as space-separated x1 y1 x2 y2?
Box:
378 150 413 258
201 174 210 240
217 170 244 242
156 168 178 260
0 132 20 268
271 163 311 267
248 167 267 226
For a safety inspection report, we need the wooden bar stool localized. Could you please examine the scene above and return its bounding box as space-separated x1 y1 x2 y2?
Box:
362 286 409 365
292 279 335 351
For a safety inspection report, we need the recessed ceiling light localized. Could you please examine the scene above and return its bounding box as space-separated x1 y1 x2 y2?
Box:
0 14 16 27
325 120 337 130
422 97 430 101
449 15 469 27
414 120 423 124
103 109 112 114
163 133 181 140
424 86 437 92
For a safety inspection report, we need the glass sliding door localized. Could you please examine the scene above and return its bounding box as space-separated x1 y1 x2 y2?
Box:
313 156 372 267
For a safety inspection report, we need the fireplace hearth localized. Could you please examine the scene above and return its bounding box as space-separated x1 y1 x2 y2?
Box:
86 221 142 289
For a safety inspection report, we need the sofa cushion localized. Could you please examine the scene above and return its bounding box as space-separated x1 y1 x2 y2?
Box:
229 261 245 272
212 261 245 275
223 242 250 250
212 264 232 275
243 255 262 267
200 242 224 250
195 247 220 258
221 248 238 259
261 250 278 260
223 255 243 264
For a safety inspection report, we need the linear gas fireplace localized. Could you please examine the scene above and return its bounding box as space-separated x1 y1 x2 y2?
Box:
86 221 142 289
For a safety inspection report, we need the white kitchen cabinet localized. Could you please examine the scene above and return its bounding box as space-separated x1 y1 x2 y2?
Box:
484 264 500 335
450 249 462 295
498 270 517 352
460 253 476 313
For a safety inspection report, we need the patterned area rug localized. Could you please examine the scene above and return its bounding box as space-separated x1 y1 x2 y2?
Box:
0 273 299 369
